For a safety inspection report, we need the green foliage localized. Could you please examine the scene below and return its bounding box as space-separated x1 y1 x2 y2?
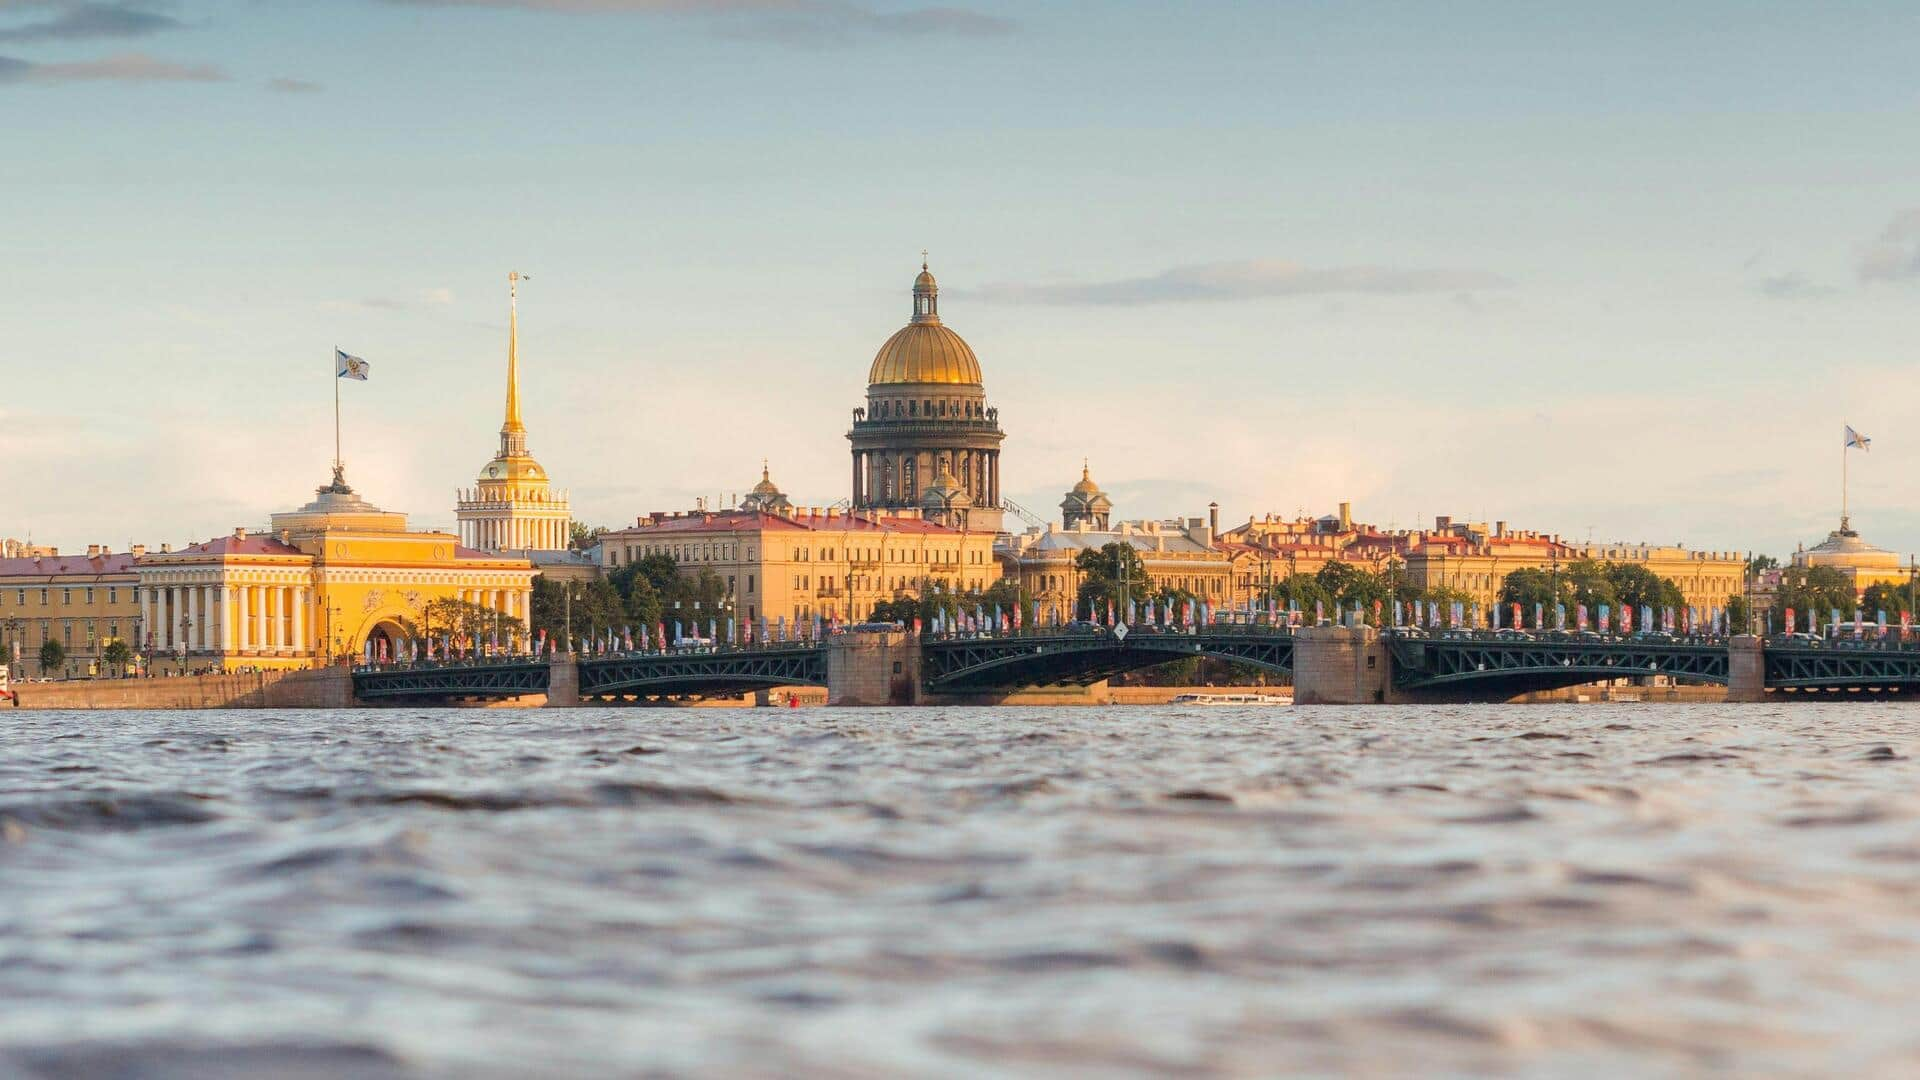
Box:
1073 542 1149 618
569 522 608 552
1725 594 1753 634
1861 581 1917 619
38 638 65 674
1773 565 1857 628
1498 567 1573 620
402 597 528 645
101 639 134 667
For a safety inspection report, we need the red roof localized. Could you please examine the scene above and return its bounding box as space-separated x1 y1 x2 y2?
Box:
0 553 137 577
168 535 306 558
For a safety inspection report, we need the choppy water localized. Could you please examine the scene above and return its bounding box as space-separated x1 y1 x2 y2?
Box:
3 705 1919 1077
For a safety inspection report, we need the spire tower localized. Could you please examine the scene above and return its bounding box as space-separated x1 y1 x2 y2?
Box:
502 271 528 455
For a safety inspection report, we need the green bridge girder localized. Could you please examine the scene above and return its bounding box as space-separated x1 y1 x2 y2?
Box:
920 629 1295 691
1387 636 1731 692
579 645 827 699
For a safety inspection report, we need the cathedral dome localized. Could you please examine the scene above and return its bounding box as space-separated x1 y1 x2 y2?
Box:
867 260 983 386
868 323 982 386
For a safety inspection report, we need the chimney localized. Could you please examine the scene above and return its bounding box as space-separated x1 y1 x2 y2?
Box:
1338 502 1352 530
160 543 171 553
1208 501 1220 536
130 544 146 557
234 527 246 540
86 544 100 557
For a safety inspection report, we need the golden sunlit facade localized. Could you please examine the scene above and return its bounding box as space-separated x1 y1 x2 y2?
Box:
138 470 534 670
601 472 1000 625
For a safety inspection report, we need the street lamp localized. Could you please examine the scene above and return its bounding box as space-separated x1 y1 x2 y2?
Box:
177 612 192 676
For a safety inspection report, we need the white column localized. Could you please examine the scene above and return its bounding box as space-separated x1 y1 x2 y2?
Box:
194 586 208 651
236 587 250 652
160 587 175 650
271 587 285 651
217 586 230 653
294 587 309 654
254 586 269 652
141 584 155 651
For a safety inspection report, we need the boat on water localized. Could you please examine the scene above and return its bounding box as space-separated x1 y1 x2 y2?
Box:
1168 692 1291 705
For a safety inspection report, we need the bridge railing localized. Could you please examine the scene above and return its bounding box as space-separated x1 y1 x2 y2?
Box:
356 638 827 674
924 621 1295 643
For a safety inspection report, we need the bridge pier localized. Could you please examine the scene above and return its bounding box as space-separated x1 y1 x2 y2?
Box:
1726 634 1765 702
827 631 921 706
546 653 579 708
1293 625 1391 705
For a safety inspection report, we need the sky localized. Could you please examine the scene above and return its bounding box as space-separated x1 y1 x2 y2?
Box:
3 0 1919 560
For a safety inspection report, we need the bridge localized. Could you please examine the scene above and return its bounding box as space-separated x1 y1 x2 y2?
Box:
1385 633 1731 694
922 626 1293 692
348 625 1920 705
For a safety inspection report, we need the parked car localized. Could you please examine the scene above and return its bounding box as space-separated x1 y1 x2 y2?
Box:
1493 628 1531 641
849 621 904 633
1061 620 1105 634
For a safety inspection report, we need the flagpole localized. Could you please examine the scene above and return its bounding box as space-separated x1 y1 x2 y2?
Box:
334 347 342 473
1842 428 1849 531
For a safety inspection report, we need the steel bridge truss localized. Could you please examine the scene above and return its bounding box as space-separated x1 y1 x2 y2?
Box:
354 660 551 700
922 631 1294 691
1388 637 1729 691
579 646 828 699
1764 646 1920 692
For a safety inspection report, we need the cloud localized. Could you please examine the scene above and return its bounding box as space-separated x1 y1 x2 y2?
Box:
377 0 1014 43
1858 208 1920 282
0 2 184 43
967 259 1513 306
266 76 321 93
353 287 458 311
1755 272 1835 300
0 49 224 82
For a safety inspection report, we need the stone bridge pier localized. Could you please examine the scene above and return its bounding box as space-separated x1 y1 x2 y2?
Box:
826 630 922 706
1726 634 1764 702
1292 625 1392 705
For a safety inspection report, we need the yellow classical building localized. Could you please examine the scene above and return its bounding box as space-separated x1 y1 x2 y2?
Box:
1792 518 1910 596
0 547 142 677
138 469 535 670
997 465 1237 619
600 467 999 624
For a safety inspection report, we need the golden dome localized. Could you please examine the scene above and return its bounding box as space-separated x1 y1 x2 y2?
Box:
1071 461 1102 495
867 259 984 386
868 323 981 386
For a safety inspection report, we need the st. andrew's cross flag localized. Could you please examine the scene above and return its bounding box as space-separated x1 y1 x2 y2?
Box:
336 349 370 381
1846 425 1870 451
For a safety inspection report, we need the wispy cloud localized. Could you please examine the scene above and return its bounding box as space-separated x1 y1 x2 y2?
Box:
1755 271 1835 300
350 287 458 311
0 49 225 83
967 259 1512 306
266 76 321 93
1858 208 1920 282
377 0 1014 43
0 1 182 44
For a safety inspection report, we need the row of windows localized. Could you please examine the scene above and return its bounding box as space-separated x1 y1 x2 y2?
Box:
0 619 122 648
3 586 130 607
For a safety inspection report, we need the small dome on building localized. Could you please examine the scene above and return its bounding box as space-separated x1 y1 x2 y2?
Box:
740 461 793 514
1061 461 1113 530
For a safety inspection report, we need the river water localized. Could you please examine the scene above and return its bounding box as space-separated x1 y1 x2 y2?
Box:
2 704 1917 1078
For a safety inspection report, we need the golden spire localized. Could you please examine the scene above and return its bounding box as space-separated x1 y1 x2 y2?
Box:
503 271 527 438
